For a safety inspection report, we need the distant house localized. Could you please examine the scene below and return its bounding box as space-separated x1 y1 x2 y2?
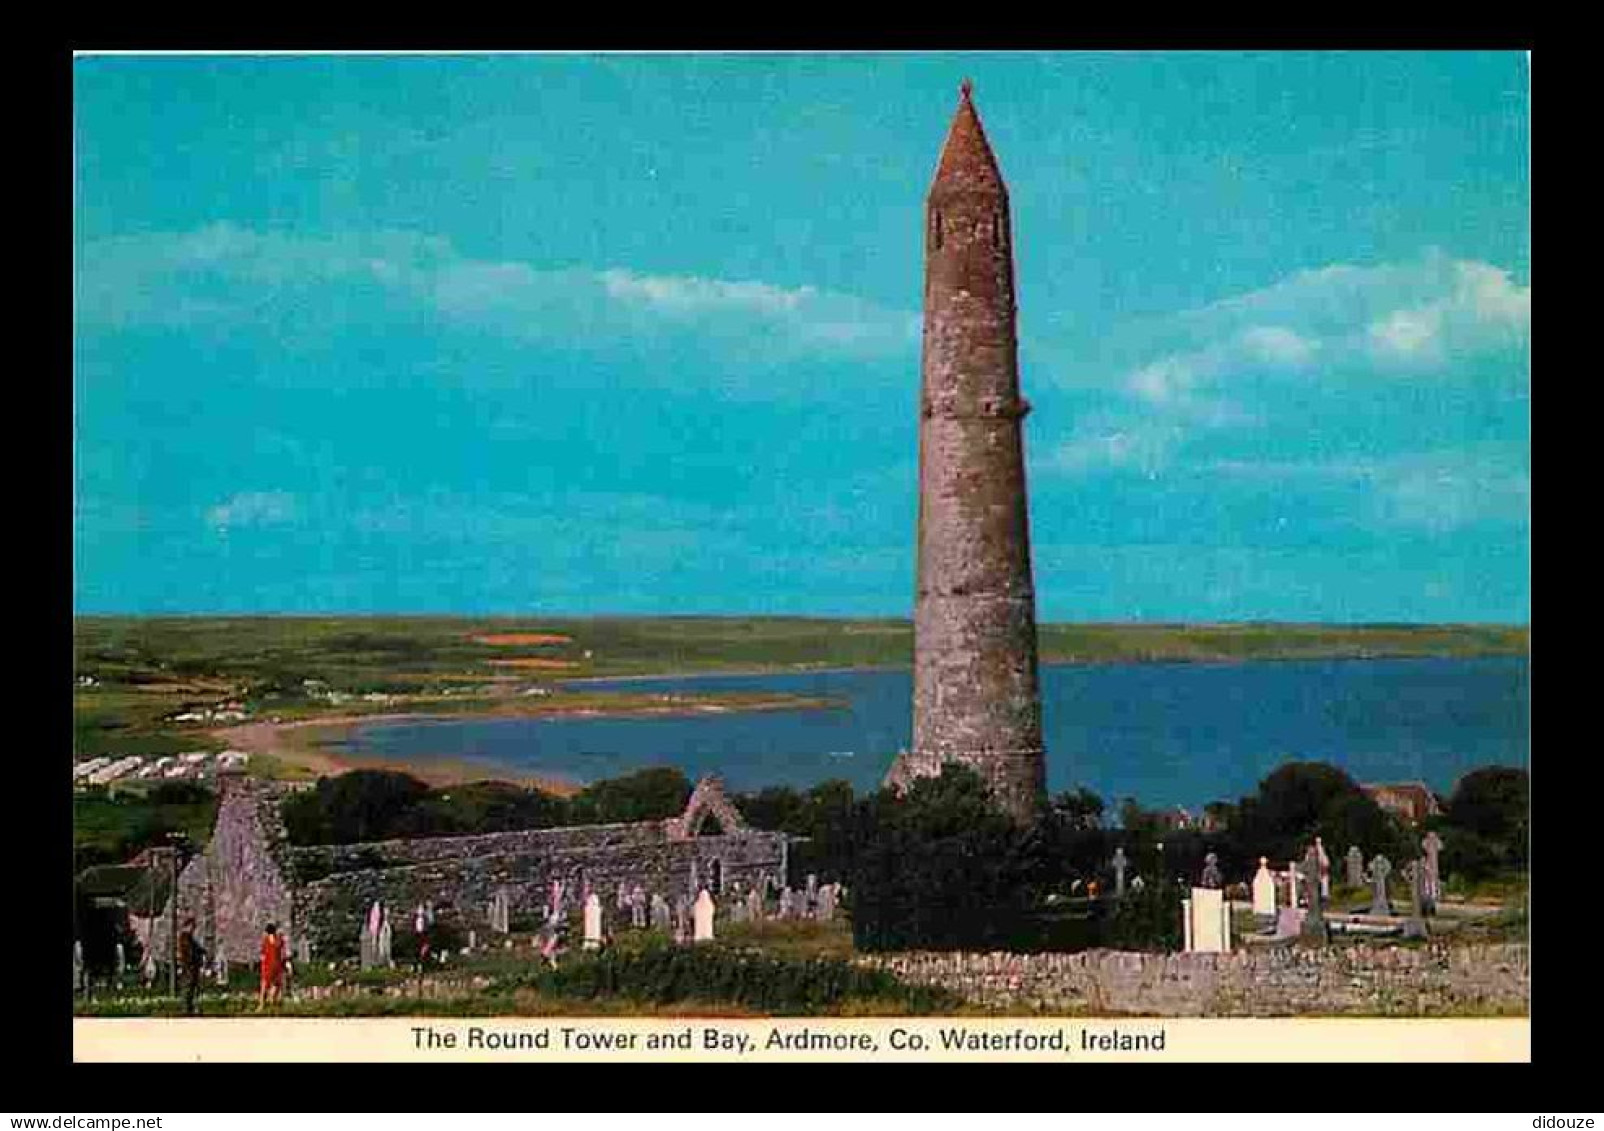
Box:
1158 806 1195 831
1361 781 1443 825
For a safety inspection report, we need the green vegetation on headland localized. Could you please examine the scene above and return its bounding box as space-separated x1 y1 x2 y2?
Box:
74 615 1530 689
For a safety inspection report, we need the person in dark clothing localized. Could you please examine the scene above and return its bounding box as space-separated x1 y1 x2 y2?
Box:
176 917 206 1015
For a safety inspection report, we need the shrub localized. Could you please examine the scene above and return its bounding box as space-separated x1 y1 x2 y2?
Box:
503 941 957 1014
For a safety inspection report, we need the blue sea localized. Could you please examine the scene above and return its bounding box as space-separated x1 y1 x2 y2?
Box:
332 656 1529 810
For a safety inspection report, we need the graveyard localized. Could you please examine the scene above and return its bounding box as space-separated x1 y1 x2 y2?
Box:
72 760 1529 1019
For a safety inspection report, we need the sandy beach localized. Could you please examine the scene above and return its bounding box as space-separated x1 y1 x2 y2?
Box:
210 686 841 794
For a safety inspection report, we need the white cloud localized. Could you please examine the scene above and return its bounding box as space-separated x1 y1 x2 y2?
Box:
206 491 297 530
1168 250 1528 376
77 225 917 364
1239 325 1317 366
1043 419 1185 478
1371 451 1530 532
599 269 815 316
1199 450 1529 533
1368 306 1445 362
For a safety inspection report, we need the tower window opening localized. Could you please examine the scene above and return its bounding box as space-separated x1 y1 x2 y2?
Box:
931 210 943 250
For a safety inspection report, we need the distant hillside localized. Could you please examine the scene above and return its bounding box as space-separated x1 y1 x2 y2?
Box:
73 615 1528 687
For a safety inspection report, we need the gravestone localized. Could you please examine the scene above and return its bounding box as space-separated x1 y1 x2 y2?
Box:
693 889 715 942
651 893 671 932
297 936 311 964
73 941 83 993
777 888 793 920
113 941 125 985
630 885 648 929
1315 837 1331 898
806 873 818 899
1299 846 1327 942
1130 875 1146 894
1346 846 1365 889
467 930 477 953
1403 860 1428 939
1112 847 1128 897
673 895 690 938
1200 852 1222 889
1251 857 1276 918
548 879 565 921
617 882 630 913
377 915 393 967
583 893 603 951
731 894 747 924
1287 864 1301 908
746 887 763 923
1274 906 1305 940
1421 831 1443 914
1184 886 1231 953
817 883 837 923
1367 854 1394 916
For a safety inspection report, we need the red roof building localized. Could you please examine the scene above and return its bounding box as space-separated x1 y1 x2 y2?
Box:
1361 781 1443 825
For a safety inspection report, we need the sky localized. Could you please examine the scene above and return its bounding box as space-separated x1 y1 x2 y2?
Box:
73 52 1530 621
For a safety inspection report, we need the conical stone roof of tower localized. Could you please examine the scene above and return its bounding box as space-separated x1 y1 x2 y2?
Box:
930 79 1007 198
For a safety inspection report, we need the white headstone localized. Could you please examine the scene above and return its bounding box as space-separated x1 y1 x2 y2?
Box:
1251 857 1277 917
1186 886 1230 953
583 892 603 950
377 917 393 967
692 889 715 942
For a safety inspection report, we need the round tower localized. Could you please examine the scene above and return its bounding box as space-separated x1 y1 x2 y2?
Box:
887 80 1047 823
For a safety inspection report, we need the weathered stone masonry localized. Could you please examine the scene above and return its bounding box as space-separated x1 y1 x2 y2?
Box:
862 943 1530 1016
888 81 1047 823
156 772 788 963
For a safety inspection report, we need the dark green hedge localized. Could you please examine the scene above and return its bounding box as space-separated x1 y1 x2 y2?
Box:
500 943 958 1014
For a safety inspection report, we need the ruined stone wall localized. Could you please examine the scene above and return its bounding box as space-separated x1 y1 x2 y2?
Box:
862 943 1530 1016
153 771 787 962
290 820 670 877
155 773 298 964
296 830 787 955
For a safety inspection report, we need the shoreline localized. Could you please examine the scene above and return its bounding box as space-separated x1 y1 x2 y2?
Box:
211 690 842 793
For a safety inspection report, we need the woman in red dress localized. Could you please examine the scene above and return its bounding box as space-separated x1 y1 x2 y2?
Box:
258 922 286 1009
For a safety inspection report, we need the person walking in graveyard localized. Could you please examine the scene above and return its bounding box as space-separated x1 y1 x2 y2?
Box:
257 922 287 1010
177 916 206 1015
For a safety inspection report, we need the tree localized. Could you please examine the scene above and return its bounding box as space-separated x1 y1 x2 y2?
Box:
395 780 569 837
568 766 692 825
1441 766 1529 878
1229 762 1409 867
849 765 1040 952
281 769 431 845
1446 767 1528 846
1052 786 1106 831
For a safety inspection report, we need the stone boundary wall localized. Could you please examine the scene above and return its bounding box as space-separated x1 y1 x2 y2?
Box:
861 943 1529 1016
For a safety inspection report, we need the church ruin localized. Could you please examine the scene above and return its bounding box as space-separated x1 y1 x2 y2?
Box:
151 770 788 963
